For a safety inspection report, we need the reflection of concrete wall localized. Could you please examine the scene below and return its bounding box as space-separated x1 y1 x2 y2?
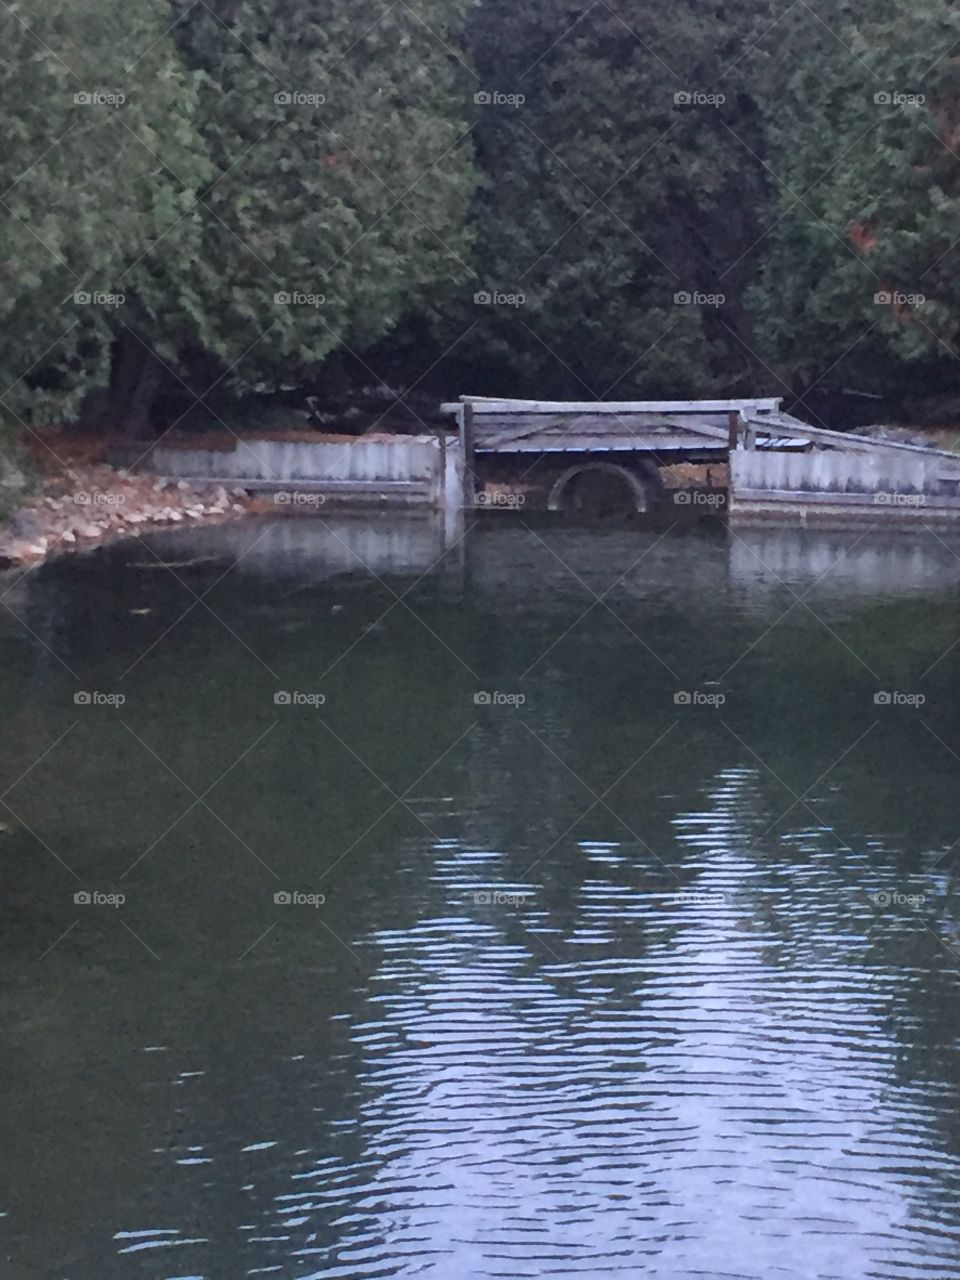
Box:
729 527 960 595
143 512 465 585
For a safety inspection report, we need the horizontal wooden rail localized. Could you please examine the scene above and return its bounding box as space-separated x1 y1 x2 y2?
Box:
441 397 782 416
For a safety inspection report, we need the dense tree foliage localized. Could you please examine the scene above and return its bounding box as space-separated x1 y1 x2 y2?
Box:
750 0 960 410
2 0 960 439
0 0 206 428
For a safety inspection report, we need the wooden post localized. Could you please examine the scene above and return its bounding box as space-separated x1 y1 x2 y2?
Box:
436 427 447 511
728 409 739 451
462 401 475 510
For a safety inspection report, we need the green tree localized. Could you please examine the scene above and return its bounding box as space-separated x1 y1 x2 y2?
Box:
445 0 778 398
142 0 477 433
0 0 208 430
750 0 960 406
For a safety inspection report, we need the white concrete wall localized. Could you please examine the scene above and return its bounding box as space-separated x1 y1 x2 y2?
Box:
731 449 934 494
144 435 456 501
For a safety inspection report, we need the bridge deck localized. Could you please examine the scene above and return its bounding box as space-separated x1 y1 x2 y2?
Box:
441 397 793 455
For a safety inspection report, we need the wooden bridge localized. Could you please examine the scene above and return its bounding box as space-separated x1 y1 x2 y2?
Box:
440 396 803 513
441 395 960 522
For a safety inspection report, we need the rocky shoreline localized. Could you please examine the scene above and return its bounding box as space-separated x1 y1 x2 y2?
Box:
0 462 255 569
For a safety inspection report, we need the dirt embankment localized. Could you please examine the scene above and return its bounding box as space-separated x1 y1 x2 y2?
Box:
0 460 255 569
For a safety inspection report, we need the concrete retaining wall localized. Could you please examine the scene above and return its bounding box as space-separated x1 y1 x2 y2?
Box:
730 447 960 524
121 435 463 509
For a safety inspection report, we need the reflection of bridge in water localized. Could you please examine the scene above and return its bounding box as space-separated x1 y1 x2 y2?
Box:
127 516 960 603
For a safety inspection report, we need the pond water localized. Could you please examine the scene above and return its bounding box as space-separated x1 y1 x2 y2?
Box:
2 513 960 1279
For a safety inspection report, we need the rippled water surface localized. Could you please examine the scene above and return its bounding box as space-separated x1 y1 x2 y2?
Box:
3 515 960 1279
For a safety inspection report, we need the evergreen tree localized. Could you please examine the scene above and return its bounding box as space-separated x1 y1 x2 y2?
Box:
0 0 207 427
750 0 960 407
452 0 777 397
143 0 477 431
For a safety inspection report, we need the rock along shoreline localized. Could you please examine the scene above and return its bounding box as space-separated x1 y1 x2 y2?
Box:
0 461 256 569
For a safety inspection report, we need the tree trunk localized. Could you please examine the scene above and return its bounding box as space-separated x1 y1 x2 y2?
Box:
109 330 162 439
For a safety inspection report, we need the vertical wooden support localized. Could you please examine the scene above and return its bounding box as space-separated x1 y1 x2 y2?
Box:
462 400 475 510
436 427 447 510
728 409 739 451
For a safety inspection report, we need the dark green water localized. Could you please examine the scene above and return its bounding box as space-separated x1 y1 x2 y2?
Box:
3 514 960 1279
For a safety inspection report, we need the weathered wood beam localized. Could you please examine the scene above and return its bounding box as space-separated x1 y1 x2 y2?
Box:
440 397 783 416
741 412 960 462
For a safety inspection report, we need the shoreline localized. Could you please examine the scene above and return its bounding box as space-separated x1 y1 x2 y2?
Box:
0 460 257 570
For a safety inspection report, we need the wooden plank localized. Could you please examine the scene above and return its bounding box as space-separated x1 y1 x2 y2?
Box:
461 400 475 509
440 397 782 416
728 410 738 450
741 411 960 462
474 435 729 453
